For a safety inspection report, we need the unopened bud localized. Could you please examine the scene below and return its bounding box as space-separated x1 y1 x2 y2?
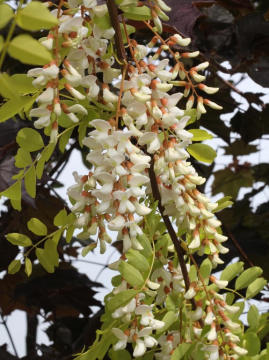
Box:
181 51 199 58
204 99 223 110
198 84 219 94
171 34 191 47
156 0 171 12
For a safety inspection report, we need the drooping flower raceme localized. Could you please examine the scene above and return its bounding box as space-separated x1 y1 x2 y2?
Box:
25 1 251 359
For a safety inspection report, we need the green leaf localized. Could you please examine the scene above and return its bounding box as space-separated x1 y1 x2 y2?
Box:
93 13 111 30
185 109 197 125
25 258 32 277
8 34 53 65
246 278 267 299
27 218 47 236
6 233 32 247
54 208 68 226
78 121 88 147
15 148 32 168
235 266 263 290
10 74 37 95
10 198 22 211
229 300 244 320
17 128 44 152
225 292 235 305
75 331 114 360
106 289 137 313
0 35 3 52
126 249 150 274
59 127 73 153
187 143 217 164
123 6 151 20
8 259 21 274
17 1 58 31
0 4 13 29
66 225 75 243
44 234 60 269
157 311 177 334
248 305 260 329
119 261 144 288
244 332 261 356
214 196 233 212
188 265 197 282
82 243 97 256
0 73 20 99
43 142 56 161
120 23 135 43
109 349 131 360
0 96 34 123
36 143 56 179
1 180 21 200
25 166 36 198
137 234 152 259
171 343 192 360
220 261 244 282
36 157 45 179
199 258 212 284
188 129 213 141
36 248 54 273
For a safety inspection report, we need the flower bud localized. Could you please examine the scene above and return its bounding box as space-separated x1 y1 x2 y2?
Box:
171 34 191 47
190 70 206 83
156 0 171 12
198 83 219 94
204 99 223 110
181 51 199 58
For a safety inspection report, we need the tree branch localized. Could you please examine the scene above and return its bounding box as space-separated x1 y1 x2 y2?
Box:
26 314 38 357
0 311 18 358
148 157 197 310
224 226 254 268
106 0 127 63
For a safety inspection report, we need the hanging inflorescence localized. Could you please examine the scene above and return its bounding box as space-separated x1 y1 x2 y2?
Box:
23 0 255 359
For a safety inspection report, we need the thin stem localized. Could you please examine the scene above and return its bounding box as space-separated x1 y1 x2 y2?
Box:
0 0 24 70
148 156 196 310
224 226 254 268
143 20 198 97
115 64 127 128
0 311 18 357
122 17 141 73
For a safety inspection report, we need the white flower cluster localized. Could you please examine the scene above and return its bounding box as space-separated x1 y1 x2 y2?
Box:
109 281 165 358
25 0 249 358
68 118 152 253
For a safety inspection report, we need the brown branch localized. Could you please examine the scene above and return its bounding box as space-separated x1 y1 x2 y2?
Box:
26 314 38 357
224 226 254 268
0 311 18 358
148 157 197 310
106 0 127 63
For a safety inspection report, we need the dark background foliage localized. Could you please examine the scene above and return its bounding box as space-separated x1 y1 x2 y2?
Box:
0 0 269 358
